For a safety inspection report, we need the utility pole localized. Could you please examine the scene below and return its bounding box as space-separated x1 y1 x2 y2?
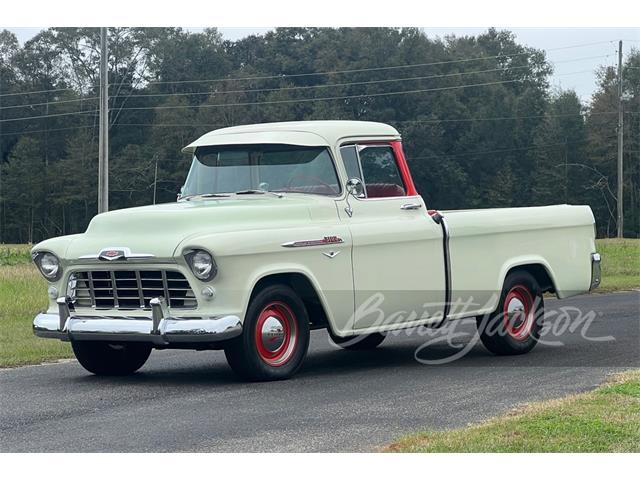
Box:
616 40 624 238
98 27 109 213
153 156 159 205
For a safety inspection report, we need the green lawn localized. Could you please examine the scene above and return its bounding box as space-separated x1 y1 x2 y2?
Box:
0 258 72 367
0 243 32 266
386 370 640 452
596 239 640 291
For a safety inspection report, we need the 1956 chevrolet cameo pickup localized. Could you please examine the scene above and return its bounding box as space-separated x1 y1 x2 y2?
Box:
31 121 601 380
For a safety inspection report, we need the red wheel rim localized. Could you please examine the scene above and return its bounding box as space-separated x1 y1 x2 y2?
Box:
503 285 535 340
255 302 298 366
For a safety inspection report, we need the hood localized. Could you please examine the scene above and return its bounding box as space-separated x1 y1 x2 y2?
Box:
63 194 338 260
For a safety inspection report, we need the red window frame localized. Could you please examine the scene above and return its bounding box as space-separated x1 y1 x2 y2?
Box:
389 140 418 197
340 140 418 198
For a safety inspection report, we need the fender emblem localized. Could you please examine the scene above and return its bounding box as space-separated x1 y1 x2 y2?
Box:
322 251 341 259
281 236 344 248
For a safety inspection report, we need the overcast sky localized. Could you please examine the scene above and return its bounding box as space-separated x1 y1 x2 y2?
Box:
7 27 639 102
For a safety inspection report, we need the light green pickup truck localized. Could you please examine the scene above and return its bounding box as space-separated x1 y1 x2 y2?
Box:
31 121 601 381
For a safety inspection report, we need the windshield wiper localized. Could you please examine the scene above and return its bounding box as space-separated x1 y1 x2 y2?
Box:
234 189 284 198
180 193 231 201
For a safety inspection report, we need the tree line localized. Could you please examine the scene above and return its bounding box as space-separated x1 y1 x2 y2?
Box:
0 27 638 243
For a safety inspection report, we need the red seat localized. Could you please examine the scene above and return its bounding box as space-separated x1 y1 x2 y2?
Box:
366 183 406 198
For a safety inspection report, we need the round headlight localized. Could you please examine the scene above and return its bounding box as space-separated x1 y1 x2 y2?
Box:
185 249 217 281
34 252 61 281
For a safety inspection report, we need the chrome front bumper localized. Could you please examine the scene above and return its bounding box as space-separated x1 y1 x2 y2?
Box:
33 296 242 345
590 252 601 290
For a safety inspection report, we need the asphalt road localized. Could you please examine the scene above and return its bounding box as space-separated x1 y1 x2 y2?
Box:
1 291 638 452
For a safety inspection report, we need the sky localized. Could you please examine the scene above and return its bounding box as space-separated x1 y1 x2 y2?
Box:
6 27 639 102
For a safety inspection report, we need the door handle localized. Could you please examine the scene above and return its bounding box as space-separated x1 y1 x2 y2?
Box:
400 203 422 210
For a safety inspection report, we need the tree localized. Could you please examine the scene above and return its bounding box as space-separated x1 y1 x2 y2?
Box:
1 137 46 243
0 28 637 242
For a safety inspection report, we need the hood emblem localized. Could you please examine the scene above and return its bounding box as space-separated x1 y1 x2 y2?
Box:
79 247 155 261
99 249 126 261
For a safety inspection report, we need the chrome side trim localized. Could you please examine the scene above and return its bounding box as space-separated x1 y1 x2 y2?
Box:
282 236 344 248
590 252 601 290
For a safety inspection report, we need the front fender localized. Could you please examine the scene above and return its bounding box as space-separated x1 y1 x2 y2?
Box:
177 226 354 334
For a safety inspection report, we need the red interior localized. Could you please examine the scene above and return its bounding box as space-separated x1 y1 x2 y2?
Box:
366 183 406 198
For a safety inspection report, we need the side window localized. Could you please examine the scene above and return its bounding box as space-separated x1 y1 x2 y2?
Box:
358 146 406 198
340 145 362 181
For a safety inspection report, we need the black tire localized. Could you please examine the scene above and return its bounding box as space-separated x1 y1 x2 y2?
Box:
476 270 544 355
224 284 310 381
329 331 385 350
71 341 152 376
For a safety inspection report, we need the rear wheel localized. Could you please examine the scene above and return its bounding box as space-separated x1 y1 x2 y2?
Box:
329 331 385 350
224 284 310 381
476 271 544 355
71 341 152 376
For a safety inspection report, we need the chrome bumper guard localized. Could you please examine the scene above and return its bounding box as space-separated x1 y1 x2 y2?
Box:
590 253 601 290
33 296 242 345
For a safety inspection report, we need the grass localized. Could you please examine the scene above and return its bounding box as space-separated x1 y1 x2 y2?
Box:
0 244 32 266
595 238 640 292
0 263 72 367
386 370 640 452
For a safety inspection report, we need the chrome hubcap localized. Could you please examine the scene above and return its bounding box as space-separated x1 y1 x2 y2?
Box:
506 297 526 330
261 316 286 352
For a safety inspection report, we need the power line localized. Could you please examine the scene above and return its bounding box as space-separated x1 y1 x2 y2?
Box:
113 78 531 113
110 70 601 113
408 136 617 160
0 39 618 99
1 66 596 124
0 124 96 137
109 40 618 88
396 110 620 124
0 55 607 115
107 55 610 101
0 86 79 99
0 109 99 124
0 78 528 122
0 96 99 112
3 110 634 138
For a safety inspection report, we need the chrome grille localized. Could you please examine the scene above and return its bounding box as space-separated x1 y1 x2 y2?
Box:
71 270 197 310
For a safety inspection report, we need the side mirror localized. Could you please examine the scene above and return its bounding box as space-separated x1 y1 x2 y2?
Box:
346 178 365 198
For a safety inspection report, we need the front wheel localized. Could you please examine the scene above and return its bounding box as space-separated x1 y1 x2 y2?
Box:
224 284 310 381
71 341 152 375
476 271 544 355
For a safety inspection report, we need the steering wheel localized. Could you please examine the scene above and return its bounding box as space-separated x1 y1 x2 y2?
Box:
285 174 338 194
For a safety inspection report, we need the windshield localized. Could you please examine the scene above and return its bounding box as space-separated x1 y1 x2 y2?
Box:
181 144 341 198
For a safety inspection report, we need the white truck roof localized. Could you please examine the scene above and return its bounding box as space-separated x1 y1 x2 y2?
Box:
182 120 401 152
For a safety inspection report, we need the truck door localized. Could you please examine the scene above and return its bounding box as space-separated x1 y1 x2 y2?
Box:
337 143 446 331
